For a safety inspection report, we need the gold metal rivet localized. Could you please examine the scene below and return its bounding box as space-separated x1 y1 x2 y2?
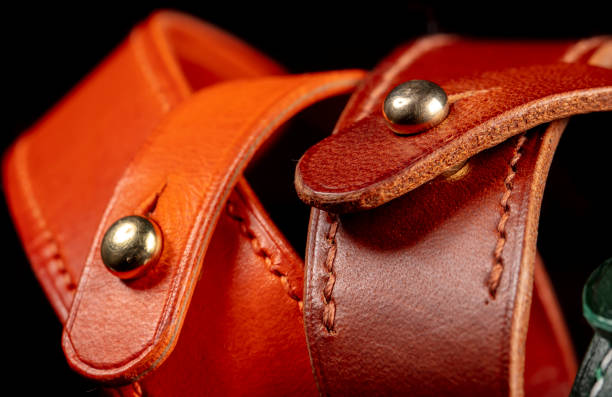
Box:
382 80 449 135
100 215 162 279
442 160 471 181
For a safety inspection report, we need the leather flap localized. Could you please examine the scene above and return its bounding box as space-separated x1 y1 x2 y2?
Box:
60 70 363 384
299 37 611 397
295 37 612 213
2 10 284 324
3 10 363 391
2 10 361 386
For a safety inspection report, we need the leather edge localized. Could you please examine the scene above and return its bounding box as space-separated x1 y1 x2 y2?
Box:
508 119 567 397
61 72 365 384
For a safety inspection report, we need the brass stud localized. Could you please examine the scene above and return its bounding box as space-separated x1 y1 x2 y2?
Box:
100 215 162 279
382 80 449 135
442 160 471 181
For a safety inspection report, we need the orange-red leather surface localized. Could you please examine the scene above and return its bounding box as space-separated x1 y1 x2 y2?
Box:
2 10 601 397
2 10 284 322
296 38 612 212
2 10 325 395
139 179 317 395
61 70 363 383
301 38 611 396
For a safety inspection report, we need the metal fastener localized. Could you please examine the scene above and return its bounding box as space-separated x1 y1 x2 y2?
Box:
382 80 449 135
100 215 162 279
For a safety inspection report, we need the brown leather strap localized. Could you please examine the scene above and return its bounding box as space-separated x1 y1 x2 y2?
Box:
301 38 611 396
296 39 612 213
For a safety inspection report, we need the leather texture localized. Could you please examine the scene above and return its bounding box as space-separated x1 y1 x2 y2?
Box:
300 38 611 397
135 179 320 395
3 10 608 397
2 10 360 395
296 38 612 213
2 10 284 322
61 70 363 383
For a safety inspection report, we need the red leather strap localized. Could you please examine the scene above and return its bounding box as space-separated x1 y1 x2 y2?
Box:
61 70 363 383
3 11 359 394
301 38 611 396
296 38 612 213
304 118 569 397
137 179 319 395
5 10 606 396
2 10 283 322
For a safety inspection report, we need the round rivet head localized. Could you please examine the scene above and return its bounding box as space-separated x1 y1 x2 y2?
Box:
101 215 162 279
382 79 449 135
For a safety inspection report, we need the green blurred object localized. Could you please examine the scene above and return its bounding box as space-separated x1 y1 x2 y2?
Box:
583 258 612 340
571 258 612 397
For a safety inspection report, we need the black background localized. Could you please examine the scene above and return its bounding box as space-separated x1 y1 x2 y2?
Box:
3 3 611 395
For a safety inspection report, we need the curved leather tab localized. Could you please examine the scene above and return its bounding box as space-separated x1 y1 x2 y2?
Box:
302 39 610 397
4 10 341 394
295 37 612 213
2 10 283 322
61 70 364 383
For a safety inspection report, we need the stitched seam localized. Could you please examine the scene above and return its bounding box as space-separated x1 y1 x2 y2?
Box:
85 76 360 380
322 213 339 334
590 348 612 397
225 199 303 309
150 77 359 345
131 381 143 397
488 133 528 297
14 141 76 293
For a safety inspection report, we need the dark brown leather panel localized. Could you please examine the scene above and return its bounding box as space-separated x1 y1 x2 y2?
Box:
301 38 611 396
304 121 565 396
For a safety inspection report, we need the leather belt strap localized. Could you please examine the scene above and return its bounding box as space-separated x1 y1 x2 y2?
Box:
3 10 363 393
135 178 321 395
296 40 612 213
299 38 611 396
2 10 284 322
5 10 610 395
61 70 363 383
